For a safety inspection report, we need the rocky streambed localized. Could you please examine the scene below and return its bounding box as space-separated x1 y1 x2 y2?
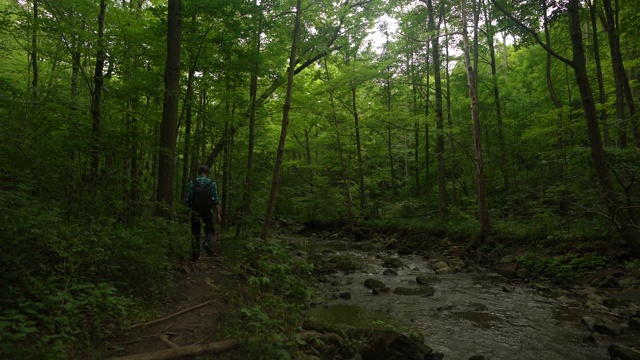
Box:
297 237 640 360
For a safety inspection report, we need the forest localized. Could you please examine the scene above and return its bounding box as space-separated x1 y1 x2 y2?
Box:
1 0 639 358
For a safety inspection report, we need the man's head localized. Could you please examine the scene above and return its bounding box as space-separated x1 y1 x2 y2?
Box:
198 165 210 175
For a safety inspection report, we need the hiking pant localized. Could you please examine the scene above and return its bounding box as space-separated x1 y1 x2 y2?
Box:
191 211 215 259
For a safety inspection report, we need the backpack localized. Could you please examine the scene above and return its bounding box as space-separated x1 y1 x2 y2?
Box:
191 179 214 213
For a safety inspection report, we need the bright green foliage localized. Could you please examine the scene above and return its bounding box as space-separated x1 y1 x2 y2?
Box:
517 252 608 281
221 237 313 359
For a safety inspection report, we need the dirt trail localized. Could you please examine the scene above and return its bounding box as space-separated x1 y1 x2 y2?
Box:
108 255 242 359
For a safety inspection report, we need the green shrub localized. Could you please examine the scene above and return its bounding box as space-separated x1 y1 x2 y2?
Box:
0 190 189 358
220 237 314 359
517 252 608 281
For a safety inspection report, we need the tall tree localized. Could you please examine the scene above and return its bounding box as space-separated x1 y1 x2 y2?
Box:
492 0 640 254
426 0 447 219
90 0 106 181
155 0 182 218
462 0 491 240
261 0 303 240
31 0 38 103
484 0 508 193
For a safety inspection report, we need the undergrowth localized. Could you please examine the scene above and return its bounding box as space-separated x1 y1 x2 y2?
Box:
0 190 189 358
218 237 314 360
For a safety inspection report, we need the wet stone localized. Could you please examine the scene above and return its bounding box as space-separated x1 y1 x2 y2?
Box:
339 292 352 299
416 275 433 285
593 318 624 336
382 257 406 269
372 287 391 295
468 355 488 360
581 316 597 332
364 278 387 290
335 259 358 272
393 286 435 296
500 254 517 263
448 259 466 269
496 262 518 279
516 268 531 279
397 247 413 255
435 267 454 275
608 344 640 360
611 286 640 306
383 269 398 276
467 302 488 312
433 261 449 270
581 334 599 347
360 330 433 360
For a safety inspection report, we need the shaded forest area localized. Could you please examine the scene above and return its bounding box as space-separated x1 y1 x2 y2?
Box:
1 0 639 357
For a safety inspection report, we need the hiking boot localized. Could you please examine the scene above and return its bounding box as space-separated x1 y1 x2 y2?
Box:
191 251 200 262
203 243 214 256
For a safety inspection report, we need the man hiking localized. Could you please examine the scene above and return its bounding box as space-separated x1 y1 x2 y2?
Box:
185 165 222 261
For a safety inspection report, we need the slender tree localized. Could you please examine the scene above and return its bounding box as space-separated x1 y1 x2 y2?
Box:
261 0 303 240
427 0 447 219
155 0 182 218
89 0 106 181
462 0 491 240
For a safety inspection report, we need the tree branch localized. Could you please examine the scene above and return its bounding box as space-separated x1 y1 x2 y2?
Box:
490 0 575 68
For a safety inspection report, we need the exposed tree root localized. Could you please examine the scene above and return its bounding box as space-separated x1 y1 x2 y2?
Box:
110 339 241 360
127 300 212 329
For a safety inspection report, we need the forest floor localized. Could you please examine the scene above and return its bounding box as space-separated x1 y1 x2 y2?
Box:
104 224 640 359
107 252 245 360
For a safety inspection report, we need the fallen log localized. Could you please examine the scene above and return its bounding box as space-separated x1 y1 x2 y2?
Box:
110 339 241 360
159 334 179 349
128 300 212 329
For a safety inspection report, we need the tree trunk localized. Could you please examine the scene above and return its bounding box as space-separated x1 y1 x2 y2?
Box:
444 16 456 207
425 41 431 207
567 0 640 254
587 0 610 146
236 5 261 238
155 0 182 218
31 0 38 103
349 55 366 212
260 0 302 240
485 0 508 193
602 0 635 148
461 0 491 239
427 0 446 219
90 0 106 181
324 59 355 225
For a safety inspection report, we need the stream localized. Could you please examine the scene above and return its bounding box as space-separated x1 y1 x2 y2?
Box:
299 238 613 360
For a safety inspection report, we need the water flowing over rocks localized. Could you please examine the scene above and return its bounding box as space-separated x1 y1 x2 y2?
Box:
301 237 640 359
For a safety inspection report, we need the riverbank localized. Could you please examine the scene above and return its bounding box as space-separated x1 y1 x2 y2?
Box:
293 221 640 359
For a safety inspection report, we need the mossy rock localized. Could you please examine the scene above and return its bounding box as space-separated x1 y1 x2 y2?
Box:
364 278 387 290
393 286 435 296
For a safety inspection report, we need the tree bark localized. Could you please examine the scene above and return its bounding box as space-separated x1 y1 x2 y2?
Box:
485 0 508 193
31 0 38 103
348 52 366 212
567 0 640 253
427 0 447 219
324 59 355 226
155 0 182 218
602 0 635 148
443 16 456 207
461 0 491 239
587 0 610 146
260 0 302 240
236 4 261 238
90 0 106 181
